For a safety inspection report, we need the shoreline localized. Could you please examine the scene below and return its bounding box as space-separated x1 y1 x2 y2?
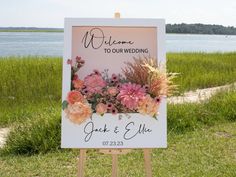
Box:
1 30 236 36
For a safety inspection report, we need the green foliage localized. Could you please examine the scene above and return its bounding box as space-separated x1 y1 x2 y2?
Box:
166 23 236 35
62 100 68 110
0 101 55 126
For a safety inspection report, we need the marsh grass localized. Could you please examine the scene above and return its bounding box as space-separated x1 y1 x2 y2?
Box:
2 102 61 155
167 52 236 93
0 56 62 103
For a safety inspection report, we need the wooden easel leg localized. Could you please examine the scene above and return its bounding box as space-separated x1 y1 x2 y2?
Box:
78 149 87 177
143 149 152 177
112 154 118 177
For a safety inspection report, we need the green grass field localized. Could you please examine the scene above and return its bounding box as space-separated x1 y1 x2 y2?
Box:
1 122 235 177
0 53 236 176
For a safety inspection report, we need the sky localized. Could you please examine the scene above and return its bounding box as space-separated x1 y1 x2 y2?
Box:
0 0 236 28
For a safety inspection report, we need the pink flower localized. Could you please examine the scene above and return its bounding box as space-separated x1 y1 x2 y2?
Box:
67 91 85 104
112 74 119 82
106 103 113 110
75 56 85 68
67 59 72 65
116 83 121 89
107 87 118 96
76 56 81 62
111 108 118 115
84 74 106 94
117 83 146 110
96 103 107 115
154 97 161 104
80 60 85 65
73 74 79 81
93 69 101 75
143 84 149 91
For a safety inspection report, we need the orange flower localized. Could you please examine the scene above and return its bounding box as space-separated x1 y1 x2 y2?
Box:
73 79 84 90
65 102 92 124
67 91 84 104
96 103 107 115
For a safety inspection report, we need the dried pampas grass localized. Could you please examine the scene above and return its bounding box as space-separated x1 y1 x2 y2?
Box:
122 57 177 97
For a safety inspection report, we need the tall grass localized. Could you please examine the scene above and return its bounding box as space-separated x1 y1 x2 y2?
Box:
168 90 236 133
167 52 236 93
0 56 62 103
2 104 61 154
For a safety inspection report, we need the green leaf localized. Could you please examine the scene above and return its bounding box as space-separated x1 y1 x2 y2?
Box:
62 100 68 110
153 114 157 119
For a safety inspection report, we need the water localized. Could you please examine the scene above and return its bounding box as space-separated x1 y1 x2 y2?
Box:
0 32 236 56
167 34 236 52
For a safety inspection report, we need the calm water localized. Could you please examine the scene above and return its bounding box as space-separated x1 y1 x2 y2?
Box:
0 32 236 56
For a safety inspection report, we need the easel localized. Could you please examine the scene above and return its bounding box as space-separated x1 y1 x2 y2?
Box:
78 149 152 177
77 13 153 177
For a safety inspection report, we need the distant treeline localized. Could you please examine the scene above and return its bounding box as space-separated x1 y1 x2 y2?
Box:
166 23 236 35
1 24 236 35
0 27 63 32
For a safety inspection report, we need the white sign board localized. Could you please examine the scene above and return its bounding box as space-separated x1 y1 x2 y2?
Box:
61 18 166 148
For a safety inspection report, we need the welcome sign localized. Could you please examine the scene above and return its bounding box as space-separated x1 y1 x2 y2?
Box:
61 18 166 148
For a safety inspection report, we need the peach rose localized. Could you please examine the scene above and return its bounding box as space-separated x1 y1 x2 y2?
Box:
65 102 92 124
67 91 84 104
138 95 159 117
73 79 84 90
96 103 107 115
107 87 118 96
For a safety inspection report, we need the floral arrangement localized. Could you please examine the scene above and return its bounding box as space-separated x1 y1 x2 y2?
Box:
62 56 175 125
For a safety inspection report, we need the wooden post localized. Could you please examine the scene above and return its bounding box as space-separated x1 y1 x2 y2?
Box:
143 149 152 177
78 149 87 177
112 154 118 177
114 12 121 19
